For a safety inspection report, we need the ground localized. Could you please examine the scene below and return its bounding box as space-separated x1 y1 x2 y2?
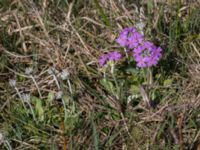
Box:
0 0 200 149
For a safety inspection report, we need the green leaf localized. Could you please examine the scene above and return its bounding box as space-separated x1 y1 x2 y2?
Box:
90 113 99 150
93 0 111 28
32 97 44 122
100 79 115 94
164 79 173 86
110 111 120 120
147 0 154 14
126 67 139 74
130 85 140 94
47 92 54 105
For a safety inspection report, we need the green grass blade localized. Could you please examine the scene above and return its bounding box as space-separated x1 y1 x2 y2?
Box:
93 0 111 28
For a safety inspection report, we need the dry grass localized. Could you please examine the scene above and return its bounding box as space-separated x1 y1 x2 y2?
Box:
0 0 200 149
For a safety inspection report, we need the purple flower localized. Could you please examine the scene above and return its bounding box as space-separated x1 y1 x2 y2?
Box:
99 51 122 67
133 41 162 68
116 27 144 49
127 32 144 49
99 54 109 67
116 29 129 47
114 27 163 68
116 35 127 47
108 51 122 61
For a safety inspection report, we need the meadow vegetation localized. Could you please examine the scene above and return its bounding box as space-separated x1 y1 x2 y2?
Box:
0 0 200 149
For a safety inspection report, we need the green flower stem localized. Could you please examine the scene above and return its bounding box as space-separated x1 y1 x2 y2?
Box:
147 67 153 85
26 101 36 122
14 87 27 111
61 97 68 124
30 75 42 99
111 62 120 99
143 67 153 85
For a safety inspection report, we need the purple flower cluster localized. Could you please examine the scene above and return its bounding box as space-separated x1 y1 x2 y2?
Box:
99 51 122 67
116 27 144 49
98 27 162 68
133 41 162 68
117 27 162 68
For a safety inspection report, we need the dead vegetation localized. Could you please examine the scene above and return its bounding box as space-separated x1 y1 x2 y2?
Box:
0 0 200 149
